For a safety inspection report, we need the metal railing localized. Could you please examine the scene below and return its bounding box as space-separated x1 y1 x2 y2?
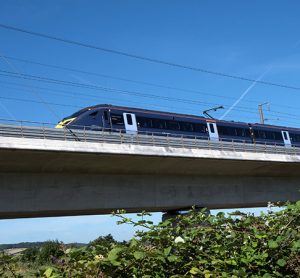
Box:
0 118 299 156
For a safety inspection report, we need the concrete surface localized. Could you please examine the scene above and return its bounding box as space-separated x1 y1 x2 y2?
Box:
0 136 300 218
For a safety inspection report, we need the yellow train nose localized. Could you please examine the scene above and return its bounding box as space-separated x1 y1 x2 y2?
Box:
55 117 76 128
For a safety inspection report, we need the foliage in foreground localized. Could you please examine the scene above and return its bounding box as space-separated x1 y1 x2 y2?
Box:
1 202 300 277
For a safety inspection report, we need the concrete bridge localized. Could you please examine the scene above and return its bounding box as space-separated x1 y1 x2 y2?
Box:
0 124 300 219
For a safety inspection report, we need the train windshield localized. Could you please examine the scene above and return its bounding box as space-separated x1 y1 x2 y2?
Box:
62 108 90 120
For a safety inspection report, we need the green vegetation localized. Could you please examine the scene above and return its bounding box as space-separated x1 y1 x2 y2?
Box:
1 201 300 277
0 242 46 251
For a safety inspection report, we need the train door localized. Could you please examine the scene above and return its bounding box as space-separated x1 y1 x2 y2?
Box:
281 130 291 147
123 113 137 134
207 121 219 141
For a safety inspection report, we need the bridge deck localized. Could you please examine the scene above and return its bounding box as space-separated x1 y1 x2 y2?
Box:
0 123 300 218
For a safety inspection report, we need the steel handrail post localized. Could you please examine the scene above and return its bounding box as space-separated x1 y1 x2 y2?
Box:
21 121 23 138
152 133 154 146
42 123 45 140
285 145 287 154
264 142 267 153
166 133 169 147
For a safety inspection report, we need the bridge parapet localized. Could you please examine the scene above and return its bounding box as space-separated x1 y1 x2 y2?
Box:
0 120 299 157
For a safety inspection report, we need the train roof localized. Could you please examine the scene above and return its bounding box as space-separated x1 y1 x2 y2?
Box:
85 104 249 125
71 104 300 132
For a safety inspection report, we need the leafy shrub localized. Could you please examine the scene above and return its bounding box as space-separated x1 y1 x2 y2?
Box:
44 203 300 278
0 252 23 278
21 247 39 263
37 240 64 264
3 201 300 277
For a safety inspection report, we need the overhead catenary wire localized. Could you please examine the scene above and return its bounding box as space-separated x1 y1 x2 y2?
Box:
0 95 81 109
1 69 300 120
3 55 300 113
2 76 277 119
1 73 300 123
0 70 291 117
0 51 60 119
1 23 300 92
0 82 208 116
0 69 237 107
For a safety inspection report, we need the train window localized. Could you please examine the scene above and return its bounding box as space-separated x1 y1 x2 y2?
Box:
263 131 281 141
265 131 273 140
103 111 108 121
194 123 207 133
283 132 288 140
126 114 133 125
235 128 246 137
253 129 283 140
260 131 266 139
290 133 300 142
254 130 266 139
89 111 98 118
180 122 193 132
166 120 180 130
137 117 152 128
152 119 166 129
274 132 282 140
209 123 215 133
244 128 251 137
218 126 235 136
111 114 124 125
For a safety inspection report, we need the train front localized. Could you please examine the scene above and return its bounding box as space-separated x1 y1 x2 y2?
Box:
55 106 105 130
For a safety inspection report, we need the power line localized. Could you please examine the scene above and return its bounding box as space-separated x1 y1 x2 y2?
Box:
0 69 228 107
0 95 81 109
4 55 300 113
0 82 207 115
1 23 300 91
1 73 300 123
3 55 241 102
0 70 299 121
0 70 279 119
0 51 60 119
3 56 300 118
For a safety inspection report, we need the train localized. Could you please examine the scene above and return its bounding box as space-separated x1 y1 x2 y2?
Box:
55 104 300 148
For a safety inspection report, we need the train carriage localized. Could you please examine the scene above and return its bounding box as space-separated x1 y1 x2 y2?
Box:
56 104 300 148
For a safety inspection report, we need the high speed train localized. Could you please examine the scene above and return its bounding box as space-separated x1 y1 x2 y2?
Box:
56 104 300 148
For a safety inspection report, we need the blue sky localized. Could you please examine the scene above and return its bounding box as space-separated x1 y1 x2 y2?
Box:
0 1 298 243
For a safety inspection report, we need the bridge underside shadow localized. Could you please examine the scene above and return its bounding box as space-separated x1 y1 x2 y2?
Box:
1 173 300 218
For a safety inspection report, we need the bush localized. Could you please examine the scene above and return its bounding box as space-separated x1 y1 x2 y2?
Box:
21 247 39 263
37 240 64 264
3 202 300 277
44 203 300 277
